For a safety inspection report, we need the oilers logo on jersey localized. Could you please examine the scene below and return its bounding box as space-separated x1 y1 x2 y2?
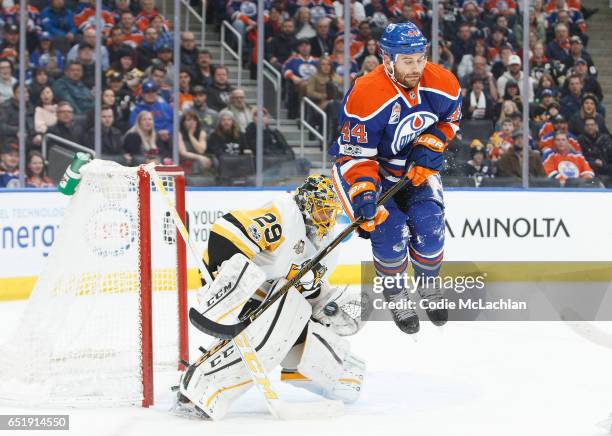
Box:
392 111 438 153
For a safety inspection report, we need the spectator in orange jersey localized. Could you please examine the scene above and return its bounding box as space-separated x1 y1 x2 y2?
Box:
543 131 594 181
73 0 115 36
135 0 170 33
117 10 144 49
539 114 582 158
545 0 582 14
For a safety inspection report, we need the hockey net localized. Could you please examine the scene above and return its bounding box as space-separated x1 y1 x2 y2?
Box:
0 160 188 407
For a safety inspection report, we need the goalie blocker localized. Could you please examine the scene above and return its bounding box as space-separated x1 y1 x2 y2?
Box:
176 254 365 420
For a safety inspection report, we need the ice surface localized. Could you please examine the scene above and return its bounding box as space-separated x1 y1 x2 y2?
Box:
0 288 611 436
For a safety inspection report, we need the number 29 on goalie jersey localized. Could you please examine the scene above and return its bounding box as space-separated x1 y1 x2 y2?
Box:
204 204 286 277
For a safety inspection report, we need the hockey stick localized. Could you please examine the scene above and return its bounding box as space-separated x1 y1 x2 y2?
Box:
146 165 344 419
560 308 612 434
189 174 412 339
560 308 612 350
232 329 345 420
145 164 214 284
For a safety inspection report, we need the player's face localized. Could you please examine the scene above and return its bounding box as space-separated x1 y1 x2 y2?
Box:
387 52 427 89
311 204 339 232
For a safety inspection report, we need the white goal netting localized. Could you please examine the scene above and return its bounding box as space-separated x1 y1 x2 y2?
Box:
0 160 186 407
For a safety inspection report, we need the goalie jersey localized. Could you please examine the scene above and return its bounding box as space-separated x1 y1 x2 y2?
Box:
204 193 338 300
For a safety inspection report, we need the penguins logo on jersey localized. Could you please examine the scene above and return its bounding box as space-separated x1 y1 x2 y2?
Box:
293 240 305 254
247 223 262 242
392 111 438 153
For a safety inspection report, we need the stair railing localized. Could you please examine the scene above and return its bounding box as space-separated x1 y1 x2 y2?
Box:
300 97 327 170
220 21 242 87
42 134 97 160
263 60 282 130
179 0 207 47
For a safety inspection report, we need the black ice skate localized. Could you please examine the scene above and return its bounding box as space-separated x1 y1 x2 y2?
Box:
417 282 448 326
384 289 420 334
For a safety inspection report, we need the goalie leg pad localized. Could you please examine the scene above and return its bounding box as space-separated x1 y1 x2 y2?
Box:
180 287 312 420
281 321 366 404
197 253 266 324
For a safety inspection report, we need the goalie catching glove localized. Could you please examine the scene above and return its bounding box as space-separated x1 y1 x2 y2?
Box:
311 285 370 337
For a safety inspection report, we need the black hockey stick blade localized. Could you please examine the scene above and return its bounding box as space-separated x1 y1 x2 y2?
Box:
188 175 412 339
189 307 246 339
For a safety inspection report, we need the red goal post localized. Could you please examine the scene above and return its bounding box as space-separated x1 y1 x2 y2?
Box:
138 165 189 407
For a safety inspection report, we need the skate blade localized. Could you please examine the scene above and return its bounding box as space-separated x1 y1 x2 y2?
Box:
597 415 612 434
169 399 211 420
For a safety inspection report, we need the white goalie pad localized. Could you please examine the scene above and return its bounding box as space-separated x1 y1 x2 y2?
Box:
281 321 366 404
196 253 266 324
180 287 311 420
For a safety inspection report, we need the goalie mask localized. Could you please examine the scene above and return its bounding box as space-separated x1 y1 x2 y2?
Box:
294 175 341 238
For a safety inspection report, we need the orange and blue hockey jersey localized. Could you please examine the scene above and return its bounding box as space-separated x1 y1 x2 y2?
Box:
539 130 582 159
330 63 461 219
282 55 319 81
543 151 594 180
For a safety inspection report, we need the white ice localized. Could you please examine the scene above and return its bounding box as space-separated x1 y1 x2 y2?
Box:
1 289 611 436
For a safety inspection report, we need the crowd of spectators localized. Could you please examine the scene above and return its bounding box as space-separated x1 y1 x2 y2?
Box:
0 0 304 187
0 0 609 188
217 0 607 186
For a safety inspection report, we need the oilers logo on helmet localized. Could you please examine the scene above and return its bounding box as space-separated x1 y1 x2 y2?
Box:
379 22 428 60
391 111 438 153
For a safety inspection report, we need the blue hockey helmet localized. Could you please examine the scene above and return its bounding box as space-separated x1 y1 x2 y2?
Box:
379 22 428 62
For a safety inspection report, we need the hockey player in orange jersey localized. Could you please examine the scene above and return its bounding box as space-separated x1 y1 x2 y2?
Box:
330 22 462 334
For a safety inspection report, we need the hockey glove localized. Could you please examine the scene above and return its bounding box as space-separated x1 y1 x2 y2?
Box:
348 179 388 232
406 165 438 187
408 127 447 186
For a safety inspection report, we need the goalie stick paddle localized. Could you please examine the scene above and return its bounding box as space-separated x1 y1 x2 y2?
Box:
189 174 413 339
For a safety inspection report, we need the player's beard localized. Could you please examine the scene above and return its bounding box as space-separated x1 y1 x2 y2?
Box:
396 70 422 89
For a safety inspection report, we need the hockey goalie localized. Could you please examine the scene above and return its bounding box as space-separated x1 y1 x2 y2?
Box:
174 175 367 420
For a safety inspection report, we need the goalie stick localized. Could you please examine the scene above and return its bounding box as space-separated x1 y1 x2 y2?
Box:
560 308 612 434
146 165 344 420
189 173 413 339
560 308 612 350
